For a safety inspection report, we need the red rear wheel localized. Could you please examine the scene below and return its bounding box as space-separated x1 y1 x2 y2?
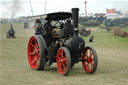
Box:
82 46 98 74
57 47 71 76
28 35 45 70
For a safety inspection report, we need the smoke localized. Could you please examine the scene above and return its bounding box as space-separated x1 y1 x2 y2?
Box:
11 0 22 18
1 0 23 18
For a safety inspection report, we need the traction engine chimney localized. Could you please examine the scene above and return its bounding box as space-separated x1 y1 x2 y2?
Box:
72 8 79 37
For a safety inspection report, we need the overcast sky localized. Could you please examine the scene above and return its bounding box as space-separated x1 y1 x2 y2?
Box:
0 0 128 18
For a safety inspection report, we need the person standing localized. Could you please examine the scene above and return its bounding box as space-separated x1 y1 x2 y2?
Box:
33 19 42 34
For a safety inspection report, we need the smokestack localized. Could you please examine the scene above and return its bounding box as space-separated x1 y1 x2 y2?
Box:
84 1 87 17
72 8 79 37
72 8 79 29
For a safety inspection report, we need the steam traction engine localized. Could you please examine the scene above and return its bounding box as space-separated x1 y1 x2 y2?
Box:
27 8 98 76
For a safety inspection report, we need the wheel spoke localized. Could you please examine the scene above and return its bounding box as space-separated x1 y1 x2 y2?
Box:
30 53 34 55
35 61 38 67
58 56 61 60
61 58 67 63
35 44 39 50
36 52 39 56
34 39 38 49
37 48 39 52
30 43 35 48
32 55 39 64
35 57 39 64
86 63 89 70
36 49 40 55
63 64 66 71
32 56 37 64
64 58 67 64
58 62 62 67
36 56 39 61
61 51 64 58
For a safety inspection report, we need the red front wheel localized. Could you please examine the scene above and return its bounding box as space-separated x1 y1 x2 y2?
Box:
82 46 98 74
56 47 71 76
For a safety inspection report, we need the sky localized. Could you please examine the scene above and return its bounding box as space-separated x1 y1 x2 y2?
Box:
0 0 128 18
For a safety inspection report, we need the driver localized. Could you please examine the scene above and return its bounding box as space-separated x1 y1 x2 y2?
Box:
44 19 52 36
33 19 42 34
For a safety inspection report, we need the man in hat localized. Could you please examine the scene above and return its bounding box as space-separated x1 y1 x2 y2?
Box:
33 19 42 34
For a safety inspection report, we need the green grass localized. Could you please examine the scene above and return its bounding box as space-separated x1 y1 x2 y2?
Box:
121 26 128 32
84 27 128 47
0 24 128 85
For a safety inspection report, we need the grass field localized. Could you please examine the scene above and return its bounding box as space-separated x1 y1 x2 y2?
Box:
0 24 128 85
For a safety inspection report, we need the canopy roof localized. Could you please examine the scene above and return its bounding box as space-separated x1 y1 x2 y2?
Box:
28 12 72 21
45 12 72 20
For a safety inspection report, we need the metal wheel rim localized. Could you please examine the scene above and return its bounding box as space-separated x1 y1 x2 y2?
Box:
57 48 67 75
82 48 94 72
28 37 40 69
